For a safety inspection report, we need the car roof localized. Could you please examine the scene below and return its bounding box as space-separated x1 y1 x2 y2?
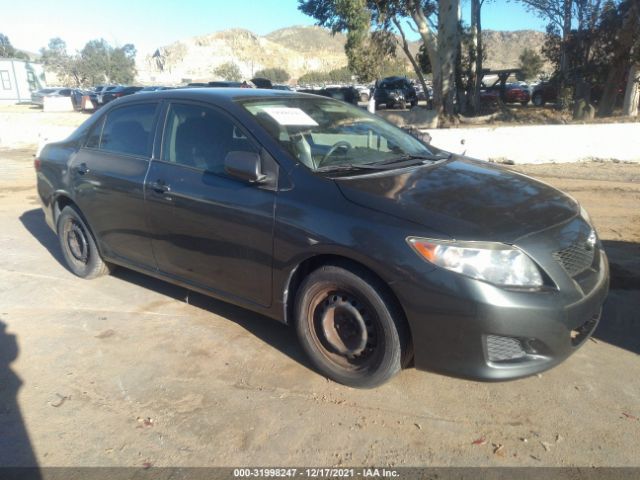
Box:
108 87 319 107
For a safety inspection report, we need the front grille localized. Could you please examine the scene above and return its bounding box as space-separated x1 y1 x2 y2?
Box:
486 335 527 362
553 241 595 277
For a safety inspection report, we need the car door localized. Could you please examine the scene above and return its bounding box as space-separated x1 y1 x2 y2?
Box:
145 101 276 307
70 102 159 269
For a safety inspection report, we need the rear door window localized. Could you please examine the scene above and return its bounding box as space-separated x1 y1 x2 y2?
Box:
99 103 158 157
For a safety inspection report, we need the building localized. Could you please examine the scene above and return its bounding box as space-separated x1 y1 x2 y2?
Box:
0 58 46 104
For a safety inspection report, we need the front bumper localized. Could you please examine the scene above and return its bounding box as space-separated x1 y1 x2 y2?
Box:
395 247 609 381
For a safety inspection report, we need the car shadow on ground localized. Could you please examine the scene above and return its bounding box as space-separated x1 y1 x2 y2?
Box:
596 240 640 355
19 209 66 266
113 267 313 371
0 319 41 476
18 208 313 373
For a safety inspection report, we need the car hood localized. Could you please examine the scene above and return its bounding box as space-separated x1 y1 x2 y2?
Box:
334 157 578 243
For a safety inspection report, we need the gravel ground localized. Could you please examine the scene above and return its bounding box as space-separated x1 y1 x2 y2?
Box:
0 139 639 468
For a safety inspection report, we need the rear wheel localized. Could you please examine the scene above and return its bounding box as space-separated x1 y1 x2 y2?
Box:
57 206 112 279
295 265 410 388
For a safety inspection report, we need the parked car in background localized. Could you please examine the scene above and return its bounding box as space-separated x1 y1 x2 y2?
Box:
137 86 174 93
530 74 616 107
35 88 609 388
31 88 82 109
531 80 558 106
251 77 273 89
374 76 418 109
101 86 144 105
480 83 531 106
272 84 293 91
298 86 359 105
188 81 247 88
354 84 372 102
93 85 120 106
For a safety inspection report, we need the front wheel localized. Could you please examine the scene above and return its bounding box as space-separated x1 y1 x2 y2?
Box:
57 205 112 279
295 265 410 388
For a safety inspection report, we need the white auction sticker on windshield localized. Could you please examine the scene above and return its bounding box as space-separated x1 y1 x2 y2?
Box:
262 107 319 126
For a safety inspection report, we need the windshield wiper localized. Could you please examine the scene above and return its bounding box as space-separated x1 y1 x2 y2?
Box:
315 163 387 173
369 152 451 166
315 152 452 173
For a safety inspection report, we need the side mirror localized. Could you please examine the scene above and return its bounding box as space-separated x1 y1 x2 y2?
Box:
224 151 267 184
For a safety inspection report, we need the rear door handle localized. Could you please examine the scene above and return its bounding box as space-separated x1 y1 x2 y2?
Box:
75 163 90 175
149 180 171 194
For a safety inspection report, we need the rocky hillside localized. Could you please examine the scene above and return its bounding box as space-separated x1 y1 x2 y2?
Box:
481 30 548 71
137 26 347 84
136 26 548 84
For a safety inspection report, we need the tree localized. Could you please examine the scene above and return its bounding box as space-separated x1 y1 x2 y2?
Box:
416 43 432 74
40 38 137 87
299 0 461 124
0 33 17 57
519 47 545 80
213 61 242 81
40 38 82 86
518 0 573 107
469 0 487 114
408 0 460 120
254 67 290 82
623 63 639 116
598 0 640 116
298 67 354 84
78 40 137 85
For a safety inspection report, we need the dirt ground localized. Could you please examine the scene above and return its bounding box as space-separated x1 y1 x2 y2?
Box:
0 145 639 468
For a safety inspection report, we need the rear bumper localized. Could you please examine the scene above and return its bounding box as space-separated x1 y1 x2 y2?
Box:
396 249 609 381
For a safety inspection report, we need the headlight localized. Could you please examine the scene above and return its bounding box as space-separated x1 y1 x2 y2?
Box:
407 237 543 287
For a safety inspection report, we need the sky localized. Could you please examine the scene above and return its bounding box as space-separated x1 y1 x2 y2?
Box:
0 0 547 56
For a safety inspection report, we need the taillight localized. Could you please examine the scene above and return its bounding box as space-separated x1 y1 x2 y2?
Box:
34 157 41 171
114 93 123 98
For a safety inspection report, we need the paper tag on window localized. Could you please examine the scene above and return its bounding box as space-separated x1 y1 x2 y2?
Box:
262 107 319 126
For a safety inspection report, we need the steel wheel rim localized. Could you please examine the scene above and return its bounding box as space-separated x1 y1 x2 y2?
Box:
65 219 89 264
307 287 380 371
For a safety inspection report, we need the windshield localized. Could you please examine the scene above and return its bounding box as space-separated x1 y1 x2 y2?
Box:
239 96 435 172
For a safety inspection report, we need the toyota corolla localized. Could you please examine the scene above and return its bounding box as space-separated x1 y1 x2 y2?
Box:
35 89 609 388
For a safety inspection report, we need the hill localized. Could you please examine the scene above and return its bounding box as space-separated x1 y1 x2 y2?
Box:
136 26 549 84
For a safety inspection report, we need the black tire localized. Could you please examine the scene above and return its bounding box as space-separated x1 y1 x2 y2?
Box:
520 100 529 106
57 205 112 279
295 264 411 388
411 99 418 108
532 92 544 107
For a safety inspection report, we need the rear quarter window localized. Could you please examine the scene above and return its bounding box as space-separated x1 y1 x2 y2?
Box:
99 103 158 157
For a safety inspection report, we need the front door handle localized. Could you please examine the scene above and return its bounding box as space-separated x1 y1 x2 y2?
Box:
149 180 171 194
75 163 90 175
